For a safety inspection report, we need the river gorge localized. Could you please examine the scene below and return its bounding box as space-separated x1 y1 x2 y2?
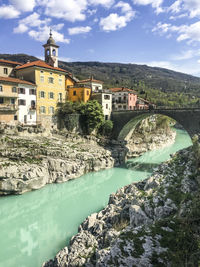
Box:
0 128 193 267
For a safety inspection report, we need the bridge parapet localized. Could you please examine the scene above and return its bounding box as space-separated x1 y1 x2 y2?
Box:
111 108 200 140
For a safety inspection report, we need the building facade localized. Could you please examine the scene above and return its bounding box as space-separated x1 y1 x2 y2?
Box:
136 97 150 109
15 33 67 127
0 77 36 125
18 83 37 125
110 87 137 111
0 59 22 78
77 77 103 92
92 91 112 120
67 85 91 103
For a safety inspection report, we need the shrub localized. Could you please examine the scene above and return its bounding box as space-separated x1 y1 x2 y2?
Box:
99 120 113 136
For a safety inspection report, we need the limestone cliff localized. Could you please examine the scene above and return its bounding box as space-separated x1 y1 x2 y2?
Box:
43 146 200 267
0 134 126 195
126 115 176 158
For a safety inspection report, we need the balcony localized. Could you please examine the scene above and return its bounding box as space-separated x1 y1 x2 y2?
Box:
29 105 36 110
0 104 17 111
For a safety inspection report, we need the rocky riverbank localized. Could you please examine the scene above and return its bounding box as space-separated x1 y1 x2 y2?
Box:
0 134 126 195
126 116 176 158
44 145 200 267
0 116 176 195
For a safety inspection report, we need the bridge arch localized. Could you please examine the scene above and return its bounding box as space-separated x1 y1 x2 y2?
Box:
111 109 200 140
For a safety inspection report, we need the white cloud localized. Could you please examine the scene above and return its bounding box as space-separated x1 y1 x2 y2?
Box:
89 0 115 8
170 49 200 60
68 26 92 35
9 0 36 12
0 5 20 18
168 0 200 19
100 1 135 31
40 0 88 22
168 0 182 13
133 0 163 14
153 21 200 43
13 12 51 33
13 23 28 33
29 27 70 44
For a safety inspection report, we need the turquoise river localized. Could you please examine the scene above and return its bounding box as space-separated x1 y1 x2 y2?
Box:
0 129 192 267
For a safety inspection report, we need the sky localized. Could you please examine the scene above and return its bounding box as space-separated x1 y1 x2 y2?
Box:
1 0 200 76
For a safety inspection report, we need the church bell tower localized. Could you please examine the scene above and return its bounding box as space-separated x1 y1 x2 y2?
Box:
43 30 59 68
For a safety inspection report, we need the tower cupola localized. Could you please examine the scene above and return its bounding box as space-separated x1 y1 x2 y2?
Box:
43 30 59 68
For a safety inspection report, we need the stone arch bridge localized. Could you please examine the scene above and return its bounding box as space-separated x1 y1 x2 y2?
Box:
111 108 200 140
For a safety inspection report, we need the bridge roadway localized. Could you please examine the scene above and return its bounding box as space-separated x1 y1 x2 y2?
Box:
111 108 200 140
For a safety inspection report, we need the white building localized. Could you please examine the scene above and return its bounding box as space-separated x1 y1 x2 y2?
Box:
76 77 103 92
92 91 112 120
18 83 37 125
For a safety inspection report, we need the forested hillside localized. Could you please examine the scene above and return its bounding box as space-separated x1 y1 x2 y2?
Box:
1 53 200 107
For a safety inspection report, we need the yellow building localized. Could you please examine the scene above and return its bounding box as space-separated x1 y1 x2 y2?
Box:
67 85 91 103
15 32 68 127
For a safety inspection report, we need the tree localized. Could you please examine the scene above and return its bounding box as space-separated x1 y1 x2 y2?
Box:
83 100 104 134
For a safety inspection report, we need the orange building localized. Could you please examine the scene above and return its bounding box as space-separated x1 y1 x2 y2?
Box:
67 85 91 103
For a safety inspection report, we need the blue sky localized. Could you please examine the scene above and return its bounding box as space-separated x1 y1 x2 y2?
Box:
1 0 200 76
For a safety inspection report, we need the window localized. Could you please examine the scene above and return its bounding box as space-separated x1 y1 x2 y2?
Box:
49 106 54 114
29 89 36 95
73 90 76 96
106 104 108 109
40 106 46 114
58 93 62 102
40 76 44 83
0 85 2 92
104 94 110 100
31 100 36 109
59 78 62 85
87 90 90 96
0 97 4 104
3 68 8 75
50 72 52 75
46 49 50 56
49 92 54 99
105 115 108 120
12 87 17 93
14 115 17 121
118 97 121 103
40 70 44 73
18 88 25 94
48 77 54 84
52 49 56 56
123 105 126 109
10 99 15 105
18 99 26 105
40 91 45 98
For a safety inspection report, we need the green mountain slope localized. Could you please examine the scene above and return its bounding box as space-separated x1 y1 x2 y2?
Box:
1 53 200 107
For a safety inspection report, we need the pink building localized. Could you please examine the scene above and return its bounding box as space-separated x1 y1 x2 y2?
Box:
136 97 150 110
110 87 137 111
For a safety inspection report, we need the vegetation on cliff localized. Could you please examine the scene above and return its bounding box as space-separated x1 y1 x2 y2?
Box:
56 100 113 135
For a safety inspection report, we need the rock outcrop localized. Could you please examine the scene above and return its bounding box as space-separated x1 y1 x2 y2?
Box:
126 116 176 158
44 146 200 267
0 134 126 195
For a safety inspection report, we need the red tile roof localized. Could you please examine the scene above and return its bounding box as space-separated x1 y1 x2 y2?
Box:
0 76 35 86
0 59 22 66
109 87 137 94
15 60 68 73
77 78 103 84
